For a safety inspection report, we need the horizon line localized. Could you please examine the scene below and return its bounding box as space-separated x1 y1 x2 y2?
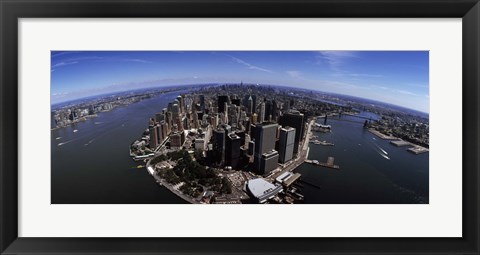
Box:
51 82 429 115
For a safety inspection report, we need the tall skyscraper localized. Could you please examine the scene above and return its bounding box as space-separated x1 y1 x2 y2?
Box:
156 124 163 144
192 110 199 129
166 111 173 130
224 103 229 124
170 131 184 150
149 125 159 149
272 100 278 121
248 140 255 156
177 95 185 114
212 128 226 165
235 130 246 147
265 100 273 122
172 103 180 117
279 110 305 154
278 127 295 163
161 121 169 140
259 102 266 123
155 112 164 123
225 133 241 169
231 98 241 106
218 95 229 114
260 150 279 175
247 96 253 115
243 94 257 115
199 94 205 111
252 123 279 174
252 123 277 155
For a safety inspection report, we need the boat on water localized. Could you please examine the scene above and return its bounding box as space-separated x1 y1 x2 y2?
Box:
73 129 78 133
55 137 62 140
380 153 390 160
373 143 388 155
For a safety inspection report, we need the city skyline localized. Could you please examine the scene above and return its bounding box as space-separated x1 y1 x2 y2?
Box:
51 84 429 204
51 51 429 113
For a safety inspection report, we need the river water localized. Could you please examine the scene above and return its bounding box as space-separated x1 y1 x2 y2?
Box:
51 91 186 203
52 93 428 204
297 114 429 204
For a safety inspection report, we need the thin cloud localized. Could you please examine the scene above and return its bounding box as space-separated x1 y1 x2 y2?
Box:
225 54 273 73
114 58 153 64
315 52 386 79
67 56 153 64
395 89 419 96
65 56 104 62
51 61 79 68
51 55 152 72
369 85 389 90
316 51 359 71
286 70 302 79
348 73 385 78
405 82 429 88
51 52 76 58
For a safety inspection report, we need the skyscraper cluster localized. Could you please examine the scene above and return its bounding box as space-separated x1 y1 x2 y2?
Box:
145 89 306 176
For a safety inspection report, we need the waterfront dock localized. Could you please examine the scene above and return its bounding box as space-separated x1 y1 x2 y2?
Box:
305 157 340 169
310 140 334 146
408 146 429 154
368 128 398 140
390 140 411 147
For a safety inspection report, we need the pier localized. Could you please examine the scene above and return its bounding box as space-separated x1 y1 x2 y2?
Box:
408 146 429 154
368 128 398 140
390 140 410 147
310 140 334 146
305 157 340 169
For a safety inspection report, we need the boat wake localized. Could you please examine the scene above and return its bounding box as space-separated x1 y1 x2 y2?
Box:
374 144 388 155
58 140 73 146
372 142 390 160
84 138 95 146
379 153 390 160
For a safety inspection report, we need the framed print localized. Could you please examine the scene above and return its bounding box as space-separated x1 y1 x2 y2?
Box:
1 0 479 254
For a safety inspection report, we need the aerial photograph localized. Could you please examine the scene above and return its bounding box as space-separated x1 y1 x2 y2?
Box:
51 51 429 204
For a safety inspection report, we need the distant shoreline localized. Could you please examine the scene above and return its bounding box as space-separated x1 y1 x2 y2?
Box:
51 114 98 131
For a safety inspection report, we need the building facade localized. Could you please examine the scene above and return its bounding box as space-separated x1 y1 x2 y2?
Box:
278 127 296 163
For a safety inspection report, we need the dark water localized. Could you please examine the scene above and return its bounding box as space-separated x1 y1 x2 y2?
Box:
298 114 429 204
51 91 186 204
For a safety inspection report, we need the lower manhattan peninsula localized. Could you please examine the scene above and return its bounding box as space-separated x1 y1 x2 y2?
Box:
51 51 429 204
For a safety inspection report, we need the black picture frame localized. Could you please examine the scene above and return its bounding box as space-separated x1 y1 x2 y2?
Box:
1 0 479 254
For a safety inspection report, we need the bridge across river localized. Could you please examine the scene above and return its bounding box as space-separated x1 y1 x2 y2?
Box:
327 117 365 124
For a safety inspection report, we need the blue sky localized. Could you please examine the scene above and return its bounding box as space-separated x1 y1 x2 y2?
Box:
51 51 429 112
